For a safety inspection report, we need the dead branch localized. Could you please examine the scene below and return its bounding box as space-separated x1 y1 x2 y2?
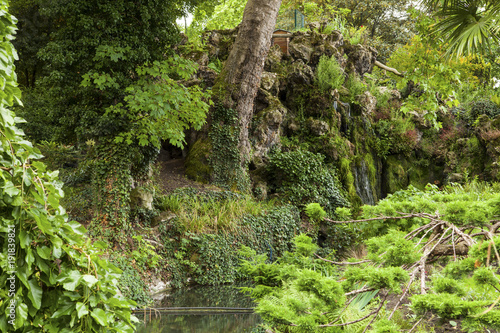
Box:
345 287 377 297
374 60 404 77
361 293 388 333
325 214 420 224
420 257 427 294
388 267 418 320
408 313 427 333
315 253 371 265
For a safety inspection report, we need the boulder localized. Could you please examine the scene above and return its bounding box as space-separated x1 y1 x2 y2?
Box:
251 94 287 167
307 118 330 136
130 187 154 210
289 33 314 63
152 211 177 227
185 138 212 183
447 173 464 183
265 44 283 72
260 71 279 95
345 44 378 77
378 86 401 100
356 91 377 115
287 59 315 87
196 66 218 88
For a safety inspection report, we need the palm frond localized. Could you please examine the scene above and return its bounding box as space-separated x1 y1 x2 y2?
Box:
427 0 500 57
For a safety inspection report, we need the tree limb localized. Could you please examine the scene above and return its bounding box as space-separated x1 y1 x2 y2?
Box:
374 60 404 77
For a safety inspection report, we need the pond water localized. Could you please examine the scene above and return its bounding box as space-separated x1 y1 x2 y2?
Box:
134 284 262 333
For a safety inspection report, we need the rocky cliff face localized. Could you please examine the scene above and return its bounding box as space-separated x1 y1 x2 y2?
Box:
183 25 500 208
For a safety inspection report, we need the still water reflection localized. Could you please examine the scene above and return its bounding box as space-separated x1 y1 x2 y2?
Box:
134 285 262 333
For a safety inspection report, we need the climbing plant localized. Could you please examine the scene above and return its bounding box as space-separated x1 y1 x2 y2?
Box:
209 104 250 192
0 1 137 331
267 149 348 213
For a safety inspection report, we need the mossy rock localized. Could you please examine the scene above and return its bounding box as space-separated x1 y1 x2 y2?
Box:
384 155 444 194
185 138 212 183
384 155 408 194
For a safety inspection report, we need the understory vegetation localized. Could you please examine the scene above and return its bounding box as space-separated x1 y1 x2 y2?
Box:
3 0 500 332
242 182 500 332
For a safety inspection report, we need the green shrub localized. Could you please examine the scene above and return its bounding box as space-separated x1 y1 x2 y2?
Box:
442 257 476 278
112 256 152 306
469 237 500 265
345 73 367 104
305 203 326 222
366 229 421 267
267 149 348 214
370 318 400 333
0 4 137 331
473 267 500 289
432 277 466 296
315 55 345 92
470 98 500 121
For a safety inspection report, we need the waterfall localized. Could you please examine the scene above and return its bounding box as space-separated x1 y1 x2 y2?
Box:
353 160 375 205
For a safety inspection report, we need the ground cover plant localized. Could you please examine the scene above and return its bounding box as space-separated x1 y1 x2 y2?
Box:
242 181 500 332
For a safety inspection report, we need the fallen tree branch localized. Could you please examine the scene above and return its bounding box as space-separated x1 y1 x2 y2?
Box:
315 253 371 265
345 287 377 297
388 267 418 320
408 313 427 333
325 214 419 224
374 60 404 77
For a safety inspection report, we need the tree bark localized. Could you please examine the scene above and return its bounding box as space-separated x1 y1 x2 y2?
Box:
215 0 282 166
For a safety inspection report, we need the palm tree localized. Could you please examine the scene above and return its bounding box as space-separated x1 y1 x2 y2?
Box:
422 0 500 57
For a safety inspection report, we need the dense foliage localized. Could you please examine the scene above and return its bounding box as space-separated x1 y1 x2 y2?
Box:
245 182 500 332
267 149 348 214
153 188 302 287
10 0 213 239
0 1 137 331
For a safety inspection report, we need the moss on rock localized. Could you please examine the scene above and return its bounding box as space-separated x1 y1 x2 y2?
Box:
185 138 213 183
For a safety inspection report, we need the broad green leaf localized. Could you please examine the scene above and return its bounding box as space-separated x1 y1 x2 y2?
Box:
36 246 51 260
91 308 109 326
82 275 98 288
76 302 89 319
3 180 19 196
14 302 28 329
27 279 43 309
62 270 83 291
51 301 74 318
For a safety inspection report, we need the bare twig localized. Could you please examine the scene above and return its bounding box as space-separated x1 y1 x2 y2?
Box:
315 253 371 265
408 313 427 333
452 229 457 261
420 257 427 294
345 287 377 297
388 267 418 320
361 293 388 333
325 214 419 224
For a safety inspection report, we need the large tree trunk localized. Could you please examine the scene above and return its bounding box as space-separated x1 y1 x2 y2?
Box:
210 0 282 190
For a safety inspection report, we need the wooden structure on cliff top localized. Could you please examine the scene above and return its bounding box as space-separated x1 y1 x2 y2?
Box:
272 29 290 55
272 9 305 55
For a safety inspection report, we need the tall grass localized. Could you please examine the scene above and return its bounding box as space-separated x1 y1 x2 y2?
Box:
155 189 276 233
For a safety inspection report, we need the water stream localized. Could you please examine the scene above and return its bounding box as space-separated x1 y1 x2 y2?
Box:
353 159 375 205
134 284 261 332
